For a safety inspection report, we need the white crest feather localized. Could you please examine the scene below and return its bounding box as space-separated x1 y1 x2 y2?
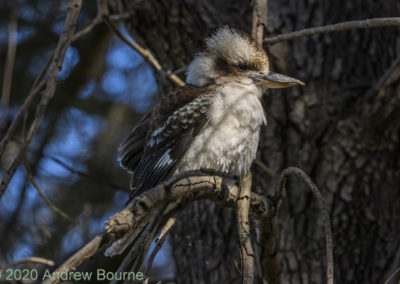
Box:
186 26 268 87
186 52 217 87
206 27 256 65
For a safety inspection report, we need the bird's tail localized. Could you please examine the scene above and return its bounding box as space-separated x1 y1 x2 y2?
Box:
104 204 171 273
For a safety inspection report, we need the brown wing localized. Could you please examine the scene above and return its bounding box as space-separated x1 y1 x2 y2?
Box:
118 84 211 171
118 111 152 170
129 94 211 198
118 85 213 198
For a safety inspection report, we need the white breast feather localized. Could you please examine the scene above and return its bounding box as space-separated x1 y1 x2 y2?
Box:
176 81 266 176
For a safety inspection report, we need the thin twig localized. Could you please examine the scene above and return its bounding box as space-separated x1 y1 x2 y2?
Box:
276 167 334 284
167 65 187 76
104 17 185 87
24 159 73 222
144 234 168 284
365 53 400 100
143 214 177 284
236 173 255 284
156 216 176 243
0 80 44 159
42 234 107 284
71 2 129 42
264 17 400 44
254 159 276 177
0 0 83 200
1 10 18 131
44 155 128 191
0 256 55 272
384 264 400 284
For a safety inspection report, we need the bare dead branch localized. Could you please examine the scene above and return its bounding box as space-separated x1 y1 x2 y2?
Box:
1 10 18 130
254 159 276 178
140 210 178 284
251 3 281 283
277 167 334 284
71 0 129 42
24 160 73 222
0 257 55 272
264 17 400 44
236 173 255 284
365 53 400 100
104 17 186 87
42 234 107 284
156 215 176 243
71 12 129 41
143 232 167 284
168 66 187 76
252 0 268 47
384 265 400 284
0 0 83 199
44 155 129 191
47 171 272 283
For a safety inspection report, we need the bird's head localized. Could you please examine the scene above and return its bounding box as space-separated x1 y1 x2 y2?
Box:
186 27 304 89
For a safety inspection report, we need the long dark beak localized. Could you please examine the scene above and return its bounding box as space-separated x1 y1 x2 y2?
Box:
252 71 305 88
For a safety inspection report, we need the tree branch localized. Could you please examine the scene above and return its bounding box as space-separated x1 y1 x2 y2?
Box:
236 173 255 284
24 159 73 223
0 257 54 272
0 0 83 199
46 171 272 284
71 0 130 42
1 9 17 131
364 53 400 101
264 17 400 44
104 17 186 87
252 0 268 47
384 265 400 284
143 214 176 284
42 234 107 284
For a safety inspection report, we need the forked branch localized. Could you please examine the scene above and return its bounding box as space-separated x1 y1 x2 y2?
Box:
44 171 272 284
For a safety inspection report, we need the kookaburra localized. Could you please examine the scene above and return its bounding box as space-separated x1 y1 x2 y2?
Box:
119 27 304 199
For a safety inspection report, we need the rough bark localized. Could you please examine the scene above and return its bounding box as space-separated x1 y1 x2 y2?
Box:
118 0 400 283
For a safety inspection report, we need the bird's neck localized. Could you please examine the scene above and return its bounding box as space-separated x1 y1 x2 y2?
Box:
213 76 262 99
209 80 266 127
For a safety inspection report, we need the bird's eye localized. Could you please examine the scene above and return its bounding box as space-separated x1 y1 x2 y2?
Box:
237 64 248 71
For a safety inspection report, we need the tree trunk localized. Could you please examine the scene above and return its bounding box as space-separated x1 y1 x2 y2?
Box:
118 0 400 282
